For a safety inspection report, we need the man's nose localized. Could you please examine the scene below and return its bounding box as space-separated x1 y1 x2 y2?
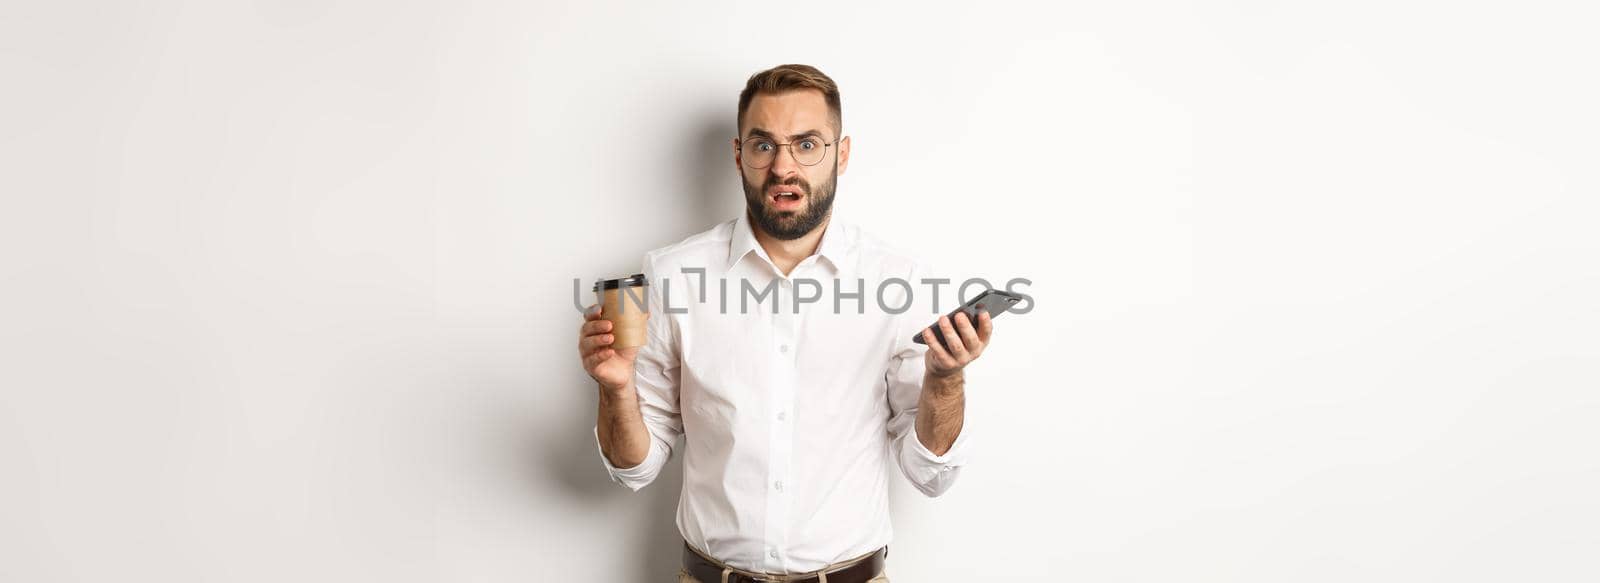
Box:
769 144 801 177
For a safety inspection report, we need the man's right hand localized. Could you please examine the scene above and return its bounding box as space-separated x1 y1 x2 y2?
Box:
579 303 646 393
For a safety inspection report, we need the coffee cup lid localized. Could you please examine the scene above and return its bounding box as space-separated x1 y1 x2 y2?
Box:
593 273 648 292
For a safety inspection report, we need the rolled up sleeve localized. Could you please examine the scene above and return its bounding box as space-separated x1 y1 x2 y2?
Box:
593 425 672 491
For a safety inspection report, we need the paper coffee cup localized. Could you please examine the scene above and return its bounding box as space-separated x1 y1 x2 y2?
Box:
593 273 650 349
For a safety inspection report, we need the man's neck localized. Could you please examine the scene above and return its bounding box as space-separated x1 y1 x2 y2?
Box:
750 211 830 277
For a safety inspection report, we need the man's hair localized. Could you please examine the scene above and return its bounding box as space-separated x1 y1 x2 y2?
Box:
737 64 842 139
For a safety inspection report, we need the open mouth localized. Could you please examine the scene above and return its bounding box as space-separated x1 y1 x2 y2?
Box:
768 185 805 203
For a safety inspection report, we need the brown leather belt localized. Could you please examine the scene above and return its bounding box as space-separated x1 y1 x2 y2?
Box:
682 542 886 583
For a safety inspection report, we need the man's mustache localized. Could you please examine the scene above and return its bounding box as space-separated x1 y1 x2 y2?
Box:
763 178 809 195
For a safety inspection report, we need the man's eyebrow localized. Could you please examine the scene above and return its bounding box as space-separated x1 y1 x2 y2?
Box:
746 128 825 140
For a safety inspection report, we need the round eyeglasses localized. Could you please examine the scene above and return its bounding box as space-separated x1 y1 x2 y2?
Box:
739 136 840 169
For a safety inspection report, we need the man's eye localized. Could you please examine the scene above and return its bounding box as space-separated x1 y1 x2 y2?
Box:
799 139 819 150
754 142 774 152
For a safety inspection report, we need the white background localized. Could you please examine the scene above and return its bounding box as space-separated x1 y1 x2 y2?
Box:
2 1 1596 581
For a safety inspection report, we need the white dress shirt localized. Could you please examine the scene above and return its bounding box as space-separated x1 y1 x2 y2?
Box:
592 211 973 573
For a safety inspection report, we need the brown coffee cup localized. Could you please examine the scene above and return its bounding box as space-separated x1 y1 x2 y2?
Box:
593 273 650 349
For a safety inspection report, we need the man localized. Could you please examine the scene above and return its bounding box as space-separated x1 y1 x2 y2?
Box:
577 64 995 583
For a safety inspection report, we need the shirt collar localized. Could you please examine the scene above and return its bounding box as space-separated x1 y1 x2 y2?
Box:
727 211 851 272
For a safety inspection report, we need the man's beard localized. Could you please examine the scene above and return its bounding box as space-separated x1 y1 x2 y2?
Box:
741 160 838 241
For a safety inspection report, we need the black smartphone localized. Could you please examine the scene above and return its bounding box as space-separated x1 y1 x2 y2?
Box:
912 289 1023 351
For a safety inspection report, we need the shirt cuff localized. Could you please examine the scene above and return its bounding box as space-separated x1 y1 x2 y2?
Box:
897 422 973 496
906 421 972 466
593 425 667 491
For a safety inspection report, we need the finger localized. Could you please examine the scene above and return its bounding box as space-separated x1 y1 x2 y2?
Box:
583 347 614 370
584 304 602 321
977 311 994 344
955 312 983 357
938 315 969 361
922 327 954 367
579 335 612 358
579 333 615 356
581 319 613 336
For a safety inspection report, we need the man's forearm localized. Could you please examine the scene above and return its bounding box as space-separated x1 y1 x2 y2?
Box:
597 382 651 469
915 370 965 456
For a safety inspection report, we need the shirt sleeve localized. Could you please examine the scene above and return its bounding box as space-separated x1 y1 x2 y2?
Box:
884 262 973 498
593 251 684 491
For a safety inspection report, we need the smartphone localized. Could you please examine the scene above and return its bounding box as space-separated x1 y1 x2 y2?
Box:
912 289 1023 351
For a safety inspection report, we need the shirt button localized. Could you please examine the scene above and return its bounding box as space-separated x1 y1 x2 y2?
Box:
778 344 788 353
777 411 786 421
769 549 779 559
774 480 784 492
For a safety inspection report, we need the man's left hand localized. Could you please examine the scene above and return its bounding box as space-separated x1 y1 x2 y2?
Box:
922 311 993 379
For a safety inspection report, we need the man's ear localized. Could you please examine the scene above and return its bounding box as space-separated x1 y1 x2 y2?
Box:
837 135 851 176
732 137 742 170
